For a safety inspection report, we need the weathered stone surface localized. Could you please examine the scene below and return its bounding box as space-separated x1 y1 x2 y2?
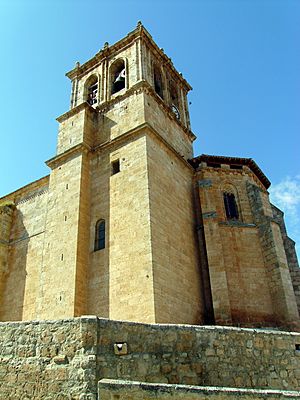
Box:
1 317 300 398
98 379 300 399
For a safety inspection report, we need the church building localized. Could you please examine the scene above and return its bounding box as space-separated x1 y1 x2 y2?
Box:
0 22 299 332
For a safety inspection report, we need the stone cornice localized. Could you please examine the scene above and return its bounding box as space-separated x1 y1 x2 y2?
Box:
65 23 191 92
0 176 49 204
190 154 271 190
56 101 97 124
95 80 196 142
93 121 194 173
46 143 91 169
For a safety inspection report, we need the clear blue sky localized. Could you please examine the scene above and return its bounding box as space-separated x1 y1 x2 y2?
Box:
0 0 299 255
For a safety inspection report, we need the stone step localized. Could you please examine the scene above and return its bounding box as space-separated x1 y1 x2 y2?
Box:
98 379 300 399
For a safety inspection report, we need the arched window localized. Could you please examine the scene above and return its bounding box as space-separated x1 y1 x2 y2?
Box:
153 65 164 99
223 193 239 220
85 75 98 105
111 59 126 95
169 80 180 119
94 219 105 251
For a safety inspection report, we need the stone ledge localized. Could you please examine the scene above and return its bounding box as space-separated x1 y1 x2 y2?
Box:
98 379 300 398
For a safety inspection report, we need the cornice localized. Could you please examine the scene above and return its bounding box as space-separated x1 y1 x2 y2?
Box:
0 175 49 204
94 80 196 142
56 101 97 123
190 154 271 190
92 121 194 173
46 143 91 170
65 23 191 91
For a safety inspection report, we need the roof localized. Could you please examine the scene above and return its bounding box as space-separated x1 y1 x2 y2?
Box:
189 154 271 189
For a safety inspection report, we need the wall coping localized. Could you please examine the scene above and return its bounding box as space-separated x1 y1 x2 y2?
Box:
1 316 300 337
99 379 300 397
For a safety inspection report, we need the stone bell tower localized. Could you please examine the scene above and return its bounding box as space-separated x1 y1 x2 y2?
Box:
37 22 205 324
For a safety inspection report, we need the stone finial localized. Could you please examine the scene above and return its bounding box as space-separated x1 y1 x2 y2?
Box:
75 61 80 68
104 42 109 49
137 21 143 29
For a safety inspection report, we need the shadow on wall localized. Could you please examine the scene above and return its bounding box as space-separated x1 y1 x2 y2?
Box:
87 151 111 318
95 114 117 145
0 208 28 321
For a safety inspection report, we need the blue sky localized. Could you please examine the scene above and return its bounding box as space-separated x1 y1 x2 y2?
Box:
0 0 299 256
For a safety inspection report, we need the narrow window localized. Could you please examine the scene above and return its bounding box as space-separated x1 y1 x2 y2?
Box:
153 65 164 99
94 219 105 251
169 80 180 119
111 60 126 94
224 192 239 220
111 159 120 175
86 76 98 106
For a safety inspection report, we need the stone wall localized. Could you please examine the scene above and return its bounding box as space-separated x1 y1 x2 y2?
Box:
0 202 14 318
0 318 96 399
1 317 300 399
146 133 203 324
247 183 300 330
0 179 49 322
96 318 300 391
196 165 277 327
271 205 300 316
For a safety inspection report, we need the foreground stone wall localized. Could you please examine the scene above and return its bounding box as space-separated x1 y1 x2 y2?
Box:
97 319 300 391
0 318 97 399
1 317 300 399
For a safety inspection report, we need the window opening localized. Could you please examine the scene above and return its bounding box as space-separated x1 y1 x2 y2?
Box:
223 192 239 220
153 66 163 99
207 162 221 168
87 81 98 105
111 159 120 175
230 164 243 170
94 220 105 251
169 80 180 119
111 60 126 94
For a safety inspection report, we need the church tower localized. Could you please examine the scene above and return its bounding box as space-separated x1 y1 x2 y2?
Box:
1 23 299 331
37 22 204 324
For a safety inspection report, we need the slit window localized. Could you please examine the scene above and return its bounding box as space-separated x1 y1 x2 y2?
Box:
95 219 105 251
111 159 120 175
223 192 239 220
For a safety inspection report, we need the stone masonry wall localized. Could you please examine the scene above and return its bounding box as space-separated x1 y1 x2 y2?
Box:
196 166 275 327
271 205 300 316
1 317 300 399
247 183 300 330
0 318 97 399
96 318 300 391
0 185 48 322
146 133 203 324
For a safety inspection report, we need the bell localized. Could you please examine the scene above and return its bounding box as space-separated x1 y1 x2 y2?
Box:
114 68 126 83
